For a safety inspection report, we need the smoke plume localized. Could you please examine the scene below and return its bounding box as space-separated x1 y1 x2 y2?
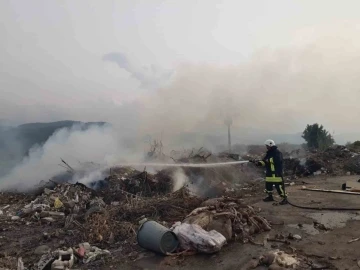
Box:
171 168 189 192
103 52 174 90
0 124 144 191
2 23 360 190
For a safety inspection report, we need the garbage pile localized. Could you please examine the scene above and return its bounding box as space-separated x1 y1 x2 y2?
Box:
344 155 360 175
0 182 200 268
182 197 271 243
32 242 110 270
100 166 172 202
286 145 360 177
137 197 271 255
0 160 272 269
245 145 360 178
16 182 96 219
100 161 260 200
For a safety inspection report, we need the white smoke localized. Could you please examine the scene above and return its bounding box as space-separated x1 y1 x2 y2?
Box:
0 124 144 191
171 168 189 192
3 22 360 191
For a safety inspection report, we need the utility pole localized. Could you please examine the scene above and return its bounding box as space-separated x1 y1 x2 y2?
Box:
228 124 231 154
224 116 232 154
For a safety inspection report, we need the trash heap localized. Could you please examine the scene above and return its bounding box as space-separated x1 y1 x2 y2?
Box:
100 166 172 202
92 187 204 244
137 196 272 255
245 145 360 178
287 145 360 177
182 197 271 243
15 182 95 223
0 160 274 269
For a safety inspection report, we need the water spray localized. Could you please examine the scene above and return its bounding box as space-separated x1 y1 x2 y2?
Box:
74 158 360 211
119 160 360 211
115 160 249 168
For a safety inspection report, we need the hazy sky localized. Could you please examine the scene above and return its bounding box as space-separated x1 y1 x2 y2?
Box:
1 0 360 135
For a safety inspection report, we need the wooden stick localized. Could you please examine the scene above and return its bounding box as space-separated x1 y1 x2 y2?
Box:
267 238 290 244
302 188 360 196
348 237 360 243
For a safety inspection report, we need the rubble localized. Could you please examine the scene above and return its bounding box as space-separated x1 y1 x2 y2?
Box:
244 249 302 269
183 197 271 243
246 145 360 179
51 248 74 270
0 154 272 269
259 250 299 268
79 243 111 264
101 167 172 200
5 145 359 269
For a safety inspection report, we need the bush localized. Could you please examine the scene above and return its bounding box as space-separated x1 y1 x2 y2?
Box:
346 140 360 153
354 141 360 147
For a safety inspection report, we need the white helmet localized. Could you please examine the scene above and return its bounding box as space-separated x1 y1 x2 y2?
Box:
264 139 276 147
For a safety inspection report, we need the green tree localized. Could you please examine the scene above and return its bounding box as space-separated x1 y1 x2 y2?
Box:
354 141 360 147
302 123 335 150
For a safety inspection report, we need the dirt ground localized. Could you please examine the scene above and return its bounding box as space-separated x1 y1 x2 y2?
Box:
125 175 360 270
1 175 360 269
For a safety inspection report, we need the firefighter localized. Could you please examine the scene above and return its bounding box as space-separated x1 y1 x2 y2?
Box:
254 139 288 205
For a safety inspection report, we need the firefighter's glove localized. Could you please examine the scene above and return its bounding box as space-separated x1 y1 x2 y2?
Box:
250 159 262 166
255 161 263 166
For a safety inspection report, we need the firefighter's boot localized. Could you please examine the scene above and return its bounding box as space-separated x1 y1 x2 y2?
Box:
279 197 288 205
263 195 274 202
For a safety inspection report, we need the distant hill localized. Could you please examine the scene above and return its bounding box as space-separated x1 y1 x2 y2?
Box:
0 120 107 177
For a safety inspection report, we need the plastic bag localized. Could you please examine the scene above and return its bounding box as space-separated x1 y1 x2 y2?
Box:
172 222 226 253
54 198 63 209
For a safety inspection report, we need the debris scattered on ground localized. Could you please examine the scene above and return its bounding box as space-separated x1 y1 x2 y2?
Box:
257 250 300 268
52 248 75 269
81 243 111 264
287 233 302 241
182 197 271 243
0 154 271 269
348 237 360 243
1 144 359 269
313 221 330 231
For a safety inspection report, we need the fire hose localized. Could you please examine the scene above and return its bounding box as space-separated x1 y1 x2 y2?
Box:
248 160 360 211
285 199 360 211
282 179 360 211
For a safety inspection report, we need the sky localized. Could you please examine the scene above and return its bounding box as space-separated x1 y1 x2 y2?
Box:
1 0 360 136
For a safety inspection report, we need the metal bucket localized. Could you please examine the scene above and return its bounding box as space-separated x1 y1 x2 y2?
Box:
137 221 179 254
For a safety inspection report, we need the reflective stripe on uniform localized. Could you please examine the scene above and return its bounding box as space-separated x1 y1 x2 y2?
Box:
279 185 285 196
269 157 275 177
265 177 283 183
259 161 265 166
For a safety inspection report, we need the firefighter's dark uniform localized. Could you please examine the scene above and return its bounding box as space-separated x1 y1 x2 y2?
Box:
256 146 287 201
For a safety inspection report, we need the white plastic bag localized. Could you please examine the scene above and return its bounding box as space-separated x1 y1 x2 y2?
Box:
172 222 226 253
